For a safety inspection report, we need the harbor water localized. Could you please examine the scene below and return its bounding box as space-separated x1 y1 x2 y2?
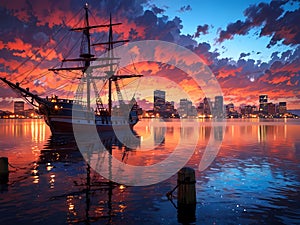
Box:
0 118 299 224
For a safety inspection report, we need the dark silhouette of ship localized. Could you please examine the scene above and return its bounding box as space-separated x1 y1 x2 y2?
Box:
0 4 142 135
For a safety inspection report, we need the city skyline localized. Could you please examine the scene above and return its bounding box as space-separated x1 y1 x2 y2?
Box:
0 90 294 114
140 89 295 118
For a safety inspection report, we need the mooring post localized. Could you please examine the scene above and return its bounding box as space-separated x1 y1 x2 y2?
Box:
177 167 196 224
0 157 9 184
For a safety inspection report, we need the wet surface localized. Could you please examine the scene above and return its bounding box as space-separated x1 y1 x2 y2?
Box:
0 118 299 224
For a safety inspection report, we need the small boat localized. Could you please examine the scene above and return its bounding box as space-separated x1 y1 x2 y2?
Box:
0 4 142 135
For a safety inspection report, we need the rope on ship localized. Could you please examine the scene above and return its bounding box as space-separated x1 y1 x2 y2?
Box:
10 7 83 84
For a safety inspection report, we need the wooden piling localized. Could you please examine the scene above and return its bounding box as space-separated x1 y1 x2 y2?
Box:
177 167 196 204
0 157 8 174
177 167 196 224
0 157 9 184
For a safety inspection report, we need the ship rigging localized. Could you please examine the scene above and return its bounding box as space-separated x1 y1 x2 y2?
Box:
0 4 143 135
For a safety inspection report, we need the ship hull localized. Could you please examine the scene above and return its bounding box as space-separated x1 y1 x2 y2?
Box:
46 115 137 135
36 97 139 135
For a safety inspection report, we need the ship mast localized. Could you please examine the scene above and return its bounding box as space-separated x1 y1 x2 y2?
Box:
92 14 130 115
84 3 92 111
48 4 142 115
92 14 143 115
48 3 98 111
108 15 114 115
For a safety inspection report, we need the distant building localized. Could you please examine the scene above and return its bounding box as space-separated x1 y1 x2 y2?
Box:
197 102 204 115
179 98 189 117
154 90 165 113
226 103 234 114
278 102 287 114
240 105 257 117
267 102 276 116
203 97 212 116
190 105 197 117
0 110 12 118
178 98 197 117
259 94 268 114
214 96 224 118
226 103 239 118
24 108 40 118
165 101 175 113
14 101 25 116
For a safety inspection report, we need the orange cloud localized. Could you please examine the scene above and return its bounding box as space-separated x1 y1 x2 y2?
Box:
2 37 61 62
215 66 242 79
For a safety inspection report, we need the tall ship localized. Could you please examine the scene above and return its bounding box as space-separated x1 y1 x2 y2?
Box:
0 4 142 135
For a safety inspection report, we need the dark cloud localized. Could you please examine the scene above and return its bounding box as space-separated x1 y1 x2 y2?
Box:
33 32 50 45
193 42 220 66
176 34 197 48
257 46 300 90
239 52 251 59
178 5 192 13
218 20 252 42
134 10 198 47
194 24 209 38
217 0 300 47
95 0 147 20
135 10 179 42
150 5 165 15
265 8 300 47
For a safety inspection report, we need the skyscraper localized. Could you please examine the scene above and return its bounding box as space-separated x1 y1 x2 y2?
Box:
154 90 166 112
259 94 268 114
278 102 287 114
179 98 189 117
267 102 276 116
178 98 196 117
214 96 224 118
203 97 212 116
14 101 25 115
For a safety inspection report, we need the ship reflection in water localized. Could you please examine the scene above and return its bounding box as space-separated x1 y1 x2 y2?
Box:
0 118 300 224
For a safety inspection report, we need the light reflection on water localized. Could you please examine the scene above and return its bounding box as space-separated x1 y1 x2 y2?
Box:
0 118 299 224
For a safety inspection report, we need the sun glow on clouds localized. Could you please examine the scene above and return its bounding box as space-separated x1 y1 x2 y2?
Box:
0 0 299 110
120 61 200 107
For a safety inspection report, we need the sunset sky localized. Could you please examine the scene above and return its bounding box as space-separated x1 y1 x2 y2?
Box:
0 0 299 110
